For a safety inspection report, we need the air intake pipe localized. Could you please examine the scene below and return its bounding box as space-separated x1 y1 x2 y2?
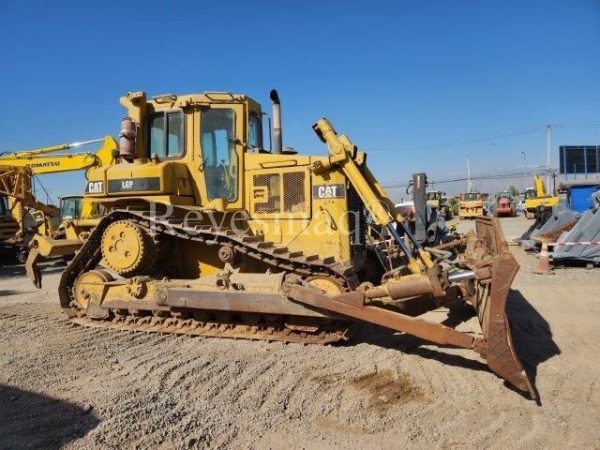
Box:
119 117 136 162
270 89 282 154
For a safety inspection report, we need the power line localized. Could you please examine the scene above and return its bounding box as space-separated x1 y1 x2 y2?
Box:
363 122 600 153
383 165 553 189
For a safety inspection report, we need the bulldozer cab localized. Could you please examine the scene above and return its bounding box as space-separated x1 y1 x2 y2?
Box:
85 92 264 213
463 192 480 201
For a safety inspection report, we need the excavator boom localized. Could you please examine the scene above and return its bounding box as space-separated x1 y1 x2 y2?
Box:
0 136 117 174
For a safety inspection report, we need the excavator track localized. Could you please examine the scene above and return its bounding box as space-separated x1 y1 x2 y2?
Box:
59 206 353 344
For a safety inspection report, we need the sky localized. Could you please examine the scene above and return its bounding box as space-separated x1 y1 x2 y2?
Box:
1 0 600 202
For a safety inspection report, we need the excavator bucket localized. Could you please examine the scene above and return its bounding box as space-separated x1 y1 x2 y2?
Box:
470 217 535 398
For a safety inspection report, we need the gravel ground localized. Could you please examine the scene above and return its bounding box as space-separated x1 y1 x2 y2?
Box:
1 216 599 449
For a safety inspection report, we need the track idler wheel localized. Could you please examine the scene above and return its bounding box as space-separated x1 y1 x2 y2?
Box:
73 269 114 311
101 220 154 276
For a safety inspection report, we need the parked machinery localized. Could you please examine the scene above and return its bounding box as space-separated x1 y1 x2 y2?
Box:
495 191 517 217
402 173 452 245
426 190 452 220
523 175 559 219
0 165 59 261
458 192 485 220
4 137 118 275
29 90 535 398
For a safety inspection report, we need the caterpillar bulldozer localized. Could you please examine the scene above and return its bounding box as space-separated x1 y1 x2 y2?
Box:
30 89 535 398
458 192 485 219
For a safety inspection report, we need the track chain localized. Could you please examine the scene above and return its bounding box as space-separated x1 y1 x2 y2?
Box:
58 205 353 343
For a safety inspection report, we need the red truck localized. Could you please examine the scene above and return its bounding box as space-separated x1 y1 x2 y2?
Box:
495 191 517 217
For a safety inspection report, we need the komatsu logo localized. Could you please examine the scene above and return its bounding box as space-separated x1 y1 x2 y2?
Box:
30 161 60 168
86 181 103 194
312 184 345 199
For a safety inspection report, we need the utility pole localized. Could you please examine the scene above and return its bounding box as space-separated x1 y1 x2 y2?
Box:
491 142 496 195
546 125 552 193
467 155 472 193
521 151 526 193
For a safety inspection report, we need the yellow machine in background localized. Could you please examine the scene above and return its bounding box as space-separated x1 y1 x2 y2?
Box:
27 89 535 399
0 165 59 261
426 190 452 220
0 136 116 175
0 137 117 265
426 190 441 209
458 192 485 219
523 174 559 218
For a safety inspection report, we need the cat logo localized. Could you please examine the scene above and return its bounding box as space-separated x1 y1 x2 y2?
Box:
86 181 103 194
121 180 134 189
312 184 345 199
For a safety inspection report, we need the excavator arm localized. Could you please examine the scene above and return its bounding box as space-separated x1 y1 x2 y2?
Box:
0 136 117 174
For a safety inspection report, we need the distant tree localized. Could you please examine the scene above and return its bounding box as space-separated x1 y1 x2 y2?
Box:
448 197 459 216
509 185 520 197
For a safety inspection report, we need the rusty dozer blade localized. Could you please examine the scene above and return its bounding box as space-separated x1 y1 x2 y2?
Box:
470 217 535 398
287 217 535 399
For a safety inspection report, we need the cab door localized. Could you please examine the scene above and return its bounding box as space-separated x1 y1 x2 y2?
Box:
195 104 245 210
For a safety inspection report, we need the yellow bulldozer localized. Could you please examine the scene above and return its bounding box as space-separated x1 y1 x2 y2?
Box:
28 89 535 398
458 192 485 219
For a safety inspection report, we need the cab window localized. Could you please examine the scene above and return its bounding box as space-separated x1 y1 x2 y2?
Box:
60 197 81 221
149 111 185 158
201 109 237 201
248 112 262 149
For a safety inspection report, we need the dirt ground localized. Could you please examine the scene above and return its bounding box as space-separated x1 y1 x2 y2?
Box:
1 216 599 449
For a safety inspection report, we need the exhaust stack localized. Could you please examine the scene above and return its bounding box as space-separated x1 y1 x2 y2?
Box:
270 89 282 154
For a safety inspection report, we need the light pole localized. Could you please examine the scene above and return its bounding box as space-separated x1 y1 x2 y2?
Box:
491 142 496 194
521 151 526 193
546 125 552 192
466 155 472 193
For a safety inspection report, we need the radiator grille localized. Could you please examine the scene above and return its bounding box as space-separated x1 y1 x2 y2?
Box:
283 172 306 213
253 173 280 214
347 185 367 253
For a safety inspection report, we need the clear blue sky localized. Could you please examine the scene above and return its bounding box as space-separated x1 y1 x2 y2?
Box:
1 0 599 201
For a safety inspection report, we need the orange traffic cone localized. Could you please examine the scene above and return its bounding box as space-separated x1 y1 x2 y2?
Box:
533 242 553 275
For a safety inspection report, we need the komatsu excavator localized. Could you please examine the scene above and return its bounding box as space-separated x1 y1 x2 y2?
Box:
523 174 559 218
0 136 117 267
30 90 535 398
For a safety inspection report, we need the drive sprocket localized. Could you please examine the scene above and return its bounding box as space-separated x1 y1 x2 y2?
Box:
100 220 153 276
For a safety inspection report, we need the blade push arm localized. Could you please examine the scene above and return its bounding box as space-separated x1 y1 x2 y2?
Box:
312 118 432 269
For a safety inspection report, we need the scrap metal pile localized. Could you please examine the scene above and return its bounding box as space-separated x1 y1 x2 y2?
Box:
520 190 600 268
